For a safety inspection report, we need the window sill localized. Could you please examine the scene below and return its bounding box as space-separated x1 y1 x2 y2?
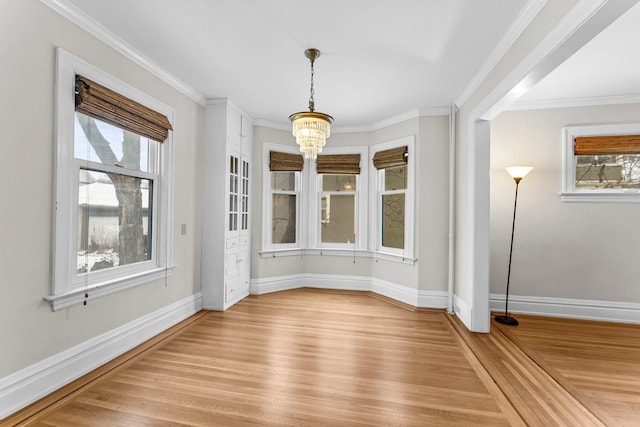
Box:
259 249 416 265
561 191 640 203
44 266 175 311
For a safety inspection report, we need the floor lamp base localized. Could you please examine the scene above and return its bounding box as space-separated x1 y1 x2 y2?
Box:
494 315 519 326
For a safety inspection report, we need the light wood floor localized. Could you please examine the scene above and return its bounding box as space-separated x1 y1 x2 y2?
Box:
3 289 640 426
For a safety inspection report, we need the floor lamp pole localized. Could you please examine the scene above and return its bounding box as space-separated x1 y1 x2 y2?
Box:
495 178 521 325
495 166 532 326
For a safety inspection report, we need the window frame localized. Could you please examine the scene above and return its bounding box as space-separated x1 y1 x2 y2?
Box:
371 136 415 258
262 142 304 252
308 146 368 250
47 48 174 311
562 123 640 203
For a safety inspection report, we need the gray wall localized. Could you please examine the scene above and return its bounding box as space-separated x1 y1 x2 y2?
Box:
0 0 204 378
251 115 450 294
491 104 640 303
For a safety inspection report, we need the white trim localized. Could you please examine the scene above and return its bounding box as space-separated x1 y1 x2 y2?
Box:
475 0 611 121
0 293 202 419
254 107 450 134
447 105 458 314
369 109 430 132
509 94 640 111
44 266 176 311
455 0 548 107
40 0 206 106
454 294 472 328
490 293 640 324
560 192 640 203
258 248 417 265
253 119 291 132
305 274 371 291
371 136 416 259
309 145 369 250
51 48 175 310
250 274 447 309
250 274 307 295
417 289 449 309
262 142 305 252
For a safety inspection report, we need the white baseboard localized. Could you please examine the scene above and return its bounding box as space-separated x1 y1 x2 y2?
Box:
454 294 472 328
250 274 307 295
250 274 448 309
490 293 640 324
371 277 419 306
306 274 371 292
0 293 202 419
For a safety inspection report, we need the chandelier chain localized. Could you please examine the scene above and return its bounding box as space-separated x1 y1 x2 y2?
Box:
308 57 315 112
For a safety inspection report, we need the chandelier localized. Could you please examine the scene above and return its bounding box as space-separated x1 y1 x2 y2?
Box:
289 48 333 159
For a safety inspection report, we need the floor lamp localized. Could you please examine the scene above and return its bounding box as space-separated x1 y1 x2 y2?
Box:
495 166 533 326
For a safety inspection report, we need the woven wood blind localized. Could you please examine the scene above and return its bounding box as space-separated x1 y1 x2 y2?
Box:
75 75 173 143
574 135 640 155
372 146 408 169
269 151 304 171
316 154 361 174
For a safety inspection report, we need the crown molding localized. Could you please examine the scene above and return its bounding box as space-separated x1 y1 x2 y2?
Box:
507 94 640 111
40 0 207 106
206 98 254 122
253 106 451 134
253 119 290 132
455 0 548 107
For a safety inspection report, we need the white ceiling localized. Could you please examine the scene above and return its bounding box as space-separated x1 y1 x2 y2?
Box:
516 1 640 106
59 0 640 129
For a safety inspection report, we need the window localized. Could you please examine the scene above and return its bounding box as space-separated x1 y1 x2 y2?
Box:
309 148 367 250
48 49 174 310
261 140 413 263
372 137 414 257
272 171 298 244
381 166 407 249
320 174 357 244
563 124 640 202
264 147 304 249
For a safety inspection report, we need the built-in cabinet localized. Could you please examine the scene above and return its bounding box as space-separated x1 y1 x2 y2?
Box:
201 99 252 310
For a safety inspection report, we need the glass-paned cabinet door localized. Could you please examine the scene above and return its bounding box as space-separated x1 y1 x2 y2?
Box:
228 154 239 232
241 159 249 231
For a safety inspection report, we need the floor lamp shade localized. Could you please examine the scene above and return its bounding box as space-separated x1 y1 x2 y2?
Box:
495 166 533 326
506 166 533 181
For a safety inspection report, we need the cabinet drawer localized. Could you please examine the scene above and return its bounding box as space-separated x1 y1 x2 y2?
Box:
226 238 239 249
239 237 250 247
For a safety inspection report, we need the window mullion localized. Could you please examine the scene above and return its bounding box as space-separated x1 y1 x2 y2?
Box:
76 159 156 180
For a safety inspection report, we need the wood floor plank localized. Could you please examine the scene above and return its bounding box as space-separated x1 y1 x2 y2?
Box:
495 314 640 427
6 290 513 426
6 289 638 426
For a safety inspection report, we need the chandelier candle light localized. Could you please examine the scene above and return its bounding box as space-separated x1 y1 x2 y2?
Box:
289 48 333 159
495 166 534 326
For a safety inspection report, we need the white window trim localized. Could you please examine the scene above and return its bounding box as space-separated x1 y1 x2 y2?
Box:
562 123 640 203
259 139 416 264
46 48 174 311
261 142 305 252
308 146 369 250
371 136 415 259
